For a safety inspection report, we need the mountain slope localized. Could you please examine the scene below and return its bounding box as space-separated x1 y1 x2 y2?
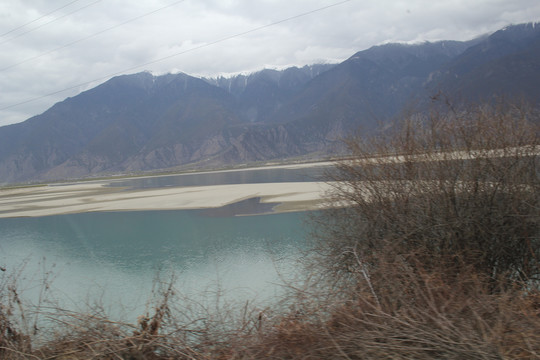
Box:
427 23 540 101
205 64 335 123
267 39 481 144
0 72 244 181
0 23 539 184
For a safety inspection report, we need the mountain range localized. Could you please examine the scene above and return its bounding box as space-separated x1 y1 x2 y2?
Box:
1 23 539 184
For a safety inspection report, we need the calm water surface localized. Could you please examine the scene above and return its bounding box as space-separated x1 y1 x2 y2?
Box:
109 165 331 189
0 167 325 321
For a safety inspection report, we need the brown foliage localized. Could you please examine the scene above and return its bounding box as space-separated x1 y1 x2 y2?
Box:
315 100 540 283
229 254 540 359
1 100 539 359
2 260 539 359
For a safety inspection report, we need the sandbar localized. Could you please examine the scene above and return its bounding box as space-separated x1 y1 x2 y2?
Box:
0 181 334 218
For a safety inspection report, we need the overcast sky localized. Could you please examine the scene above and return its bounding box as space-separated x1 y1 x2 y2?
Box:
1 0 539 127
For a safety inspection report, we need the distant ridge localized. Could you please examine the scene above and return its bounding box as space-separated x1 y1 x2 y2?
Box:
1 23 539 184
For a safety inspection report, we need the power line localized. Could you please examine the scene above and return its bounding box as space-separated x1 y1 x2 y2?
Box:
0 0 102 46
0 0 84 38
1 0 187 72
0 0 353 112
114 0 353 74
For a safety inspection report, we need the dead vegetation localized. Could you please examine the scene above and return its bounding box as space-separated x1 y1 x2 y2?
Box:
0 100 539 359
316 100 540 284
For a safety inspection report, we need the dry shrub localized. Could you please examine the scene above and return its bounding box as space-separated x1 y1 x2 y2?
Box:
11 266 532 360
0 264 35 359
1 100 539 359
0 310 31 360
232 253 540 359
0 277 271 359
240 99 540 359
315 100 540 283
330 254 540 359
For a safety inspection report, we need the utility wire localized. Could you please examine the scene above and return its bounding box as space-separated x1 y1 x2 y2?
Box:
0 0 352 112
1 0 187 72
0 0 102 46
0 0 84 38
113 0 353 75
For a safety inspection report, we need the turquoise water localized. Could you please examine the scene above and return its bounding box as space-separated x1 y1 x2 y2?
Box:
0 208 311 320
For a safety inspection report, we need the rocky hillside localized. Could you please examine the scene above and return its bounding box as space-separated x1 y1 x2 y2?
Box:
0 23 539 184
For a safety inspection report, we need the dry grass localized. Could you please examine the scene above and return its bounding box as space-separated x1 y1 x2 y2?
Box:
1 100 539 359
238 257 540 359
2 258 539 359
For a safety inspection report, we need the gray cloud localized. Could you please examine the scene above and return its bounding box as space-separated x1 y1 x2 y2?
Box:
1 0 540 126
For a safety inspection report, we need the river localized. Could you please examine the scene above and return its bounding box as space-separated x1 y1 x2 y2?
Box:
0 165 329 322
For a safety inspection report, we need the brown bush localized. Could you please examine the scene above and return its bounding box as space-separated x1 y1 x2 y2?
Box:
314 100 540 284
0 100 539 359
227 251 540 359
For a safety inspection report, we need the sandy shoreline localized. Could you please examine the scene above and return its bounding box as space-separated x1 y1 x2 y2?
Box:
0 180 333 218
0 160 339 218
3 145 536 218
85 159 336 182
